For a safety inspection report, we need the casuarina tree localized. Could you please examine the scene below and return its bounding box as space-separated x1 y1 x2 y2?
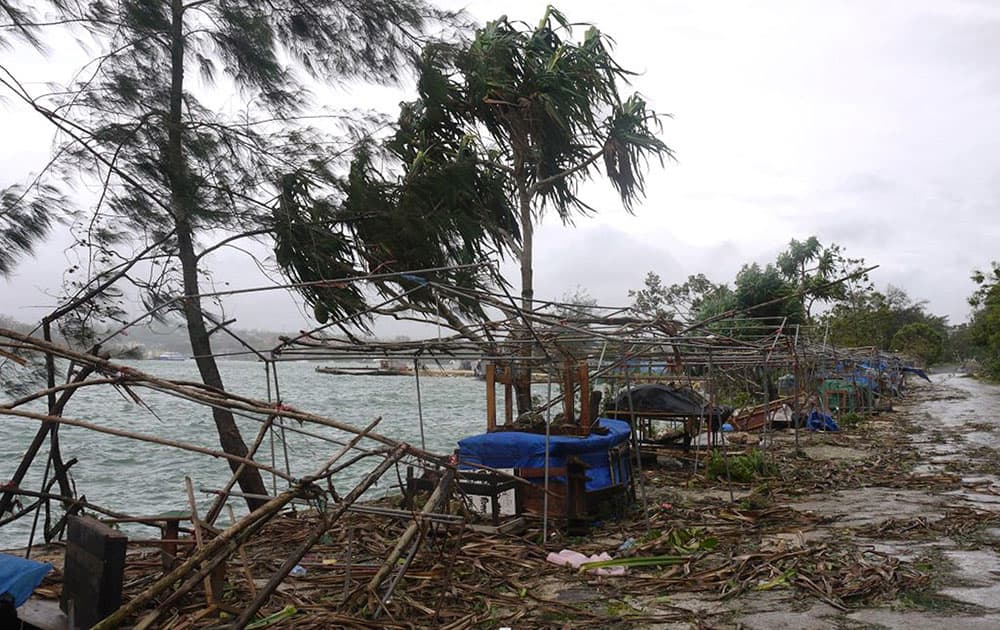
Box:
0 0 471 510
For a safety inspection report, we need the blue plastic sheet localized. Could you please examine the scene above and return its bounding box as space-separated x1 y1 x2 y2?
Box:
806 410 840 432
456 418 631 491
0 553 51 607
901 366 931 382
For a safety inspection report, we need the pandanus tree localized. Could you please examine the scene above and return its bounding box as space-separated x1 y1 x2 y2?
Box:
0 0 483 511
378 6 673 412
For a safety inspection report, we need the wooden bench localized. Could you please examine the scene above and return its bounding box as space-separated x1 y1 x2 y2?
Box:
100 513 194 571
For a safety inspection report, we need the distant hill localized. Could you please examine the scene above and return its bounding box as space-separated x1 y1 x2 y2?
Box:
0 313 302 360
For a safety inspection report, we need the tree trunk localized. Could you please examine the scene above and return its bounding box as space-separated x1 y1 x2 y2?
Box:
167 0 268 510
514 184 533 414
519 187 533 314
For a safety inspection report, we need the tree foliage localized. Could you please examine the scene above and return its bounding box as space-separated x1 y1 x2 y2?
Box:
966 262 1000 377
629 272 726 320
822 285 947 358
0 184 64 275
0 0 476 509
386 5 672 310
776 236 871 318
890 322 943 366
628 272 670 318
731 263 804 324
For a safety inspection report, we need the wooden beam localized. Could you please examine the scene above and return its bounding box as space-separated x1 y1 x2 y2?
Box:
579 361 590 435
562 361 574 426
503 365 513 426
485 363 496 432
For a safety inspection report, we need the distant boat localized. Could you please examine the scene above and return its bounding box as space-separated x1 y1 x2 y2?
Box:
316 359 412 376
315 366 409 376
155 352 187 361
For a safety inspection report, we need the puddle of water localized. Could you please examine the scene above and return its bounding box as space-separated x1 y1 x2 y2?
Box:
940 583 1000 610
801 444 867 460
737 606 840 630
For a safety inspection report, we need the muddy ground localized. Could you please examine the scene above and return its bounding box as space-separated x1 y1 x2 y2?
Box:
540 375 1000 629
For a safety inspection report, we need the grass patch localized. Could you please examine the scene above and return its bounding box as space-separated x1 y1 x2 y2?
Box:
896 590 982 613
838 412 865 429
706 449 778 483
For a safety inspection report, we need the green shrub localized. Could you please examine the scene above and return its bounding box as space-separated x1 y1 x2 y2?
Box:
706 448 778 482
839 412 864 429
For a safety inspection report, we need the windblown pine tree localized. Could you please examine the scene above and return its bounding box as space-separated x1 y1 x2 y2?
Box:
0 0 521 510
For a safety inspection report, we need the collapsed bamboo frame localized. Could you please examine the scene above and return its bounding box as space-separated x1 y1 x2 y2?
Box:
0 260 918 627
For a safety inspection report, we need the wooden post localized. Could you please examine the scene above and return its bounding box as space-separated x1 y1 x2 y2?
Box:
366 469 454 600
486 363 496 432
161 518 180 572
61 516 127 629
503 365 513 426
566 457 587 535
562 360 574 426
578 361 590 435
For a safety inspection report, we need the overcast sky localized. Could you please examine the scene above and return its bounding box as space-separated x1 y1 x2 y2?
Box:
2 0 999 332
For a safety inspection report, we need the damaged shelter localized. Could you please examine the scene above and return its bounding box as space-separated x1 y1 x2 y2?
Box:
0 264 927 628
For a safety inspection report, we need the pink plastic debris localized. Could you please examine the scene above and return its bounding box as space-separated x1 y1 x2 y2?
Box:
545 549 626 576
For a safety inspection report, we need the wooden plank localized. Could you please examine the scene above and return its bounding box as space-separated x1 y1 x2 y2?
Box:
163 519 179 571
485 363 496 432
503 366 513 426
65 515 126 553
516 466 569 478
562 361 574 425
467 517 526 535
101 515 188 524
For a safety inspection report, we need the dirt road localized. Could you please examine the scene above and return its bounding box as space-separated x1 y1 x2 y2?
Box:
630 375 1000 629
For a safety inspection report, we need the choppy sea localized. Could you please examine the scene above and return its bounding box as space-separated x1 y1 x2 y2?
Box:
1 359 492 547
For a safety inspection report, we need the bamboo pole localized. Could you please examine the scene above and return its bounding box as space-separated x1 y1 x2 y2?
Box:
133 425 392 629
204 413 278 526
0 328 444 463
228 504 257 600
365 469 454 603
93 487 306 629
0 408 294 482
232 447 406 628
184 477 216 605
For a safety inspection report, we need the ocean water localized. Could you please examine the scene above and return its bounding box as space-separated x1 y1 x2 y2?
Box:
0 359 493 548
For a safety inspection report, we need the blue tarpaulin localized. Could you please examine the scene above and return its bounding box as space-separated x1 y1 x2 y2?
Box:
901 366 931 382
0 553 51 607
806 410 840 432
456 418 631 492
